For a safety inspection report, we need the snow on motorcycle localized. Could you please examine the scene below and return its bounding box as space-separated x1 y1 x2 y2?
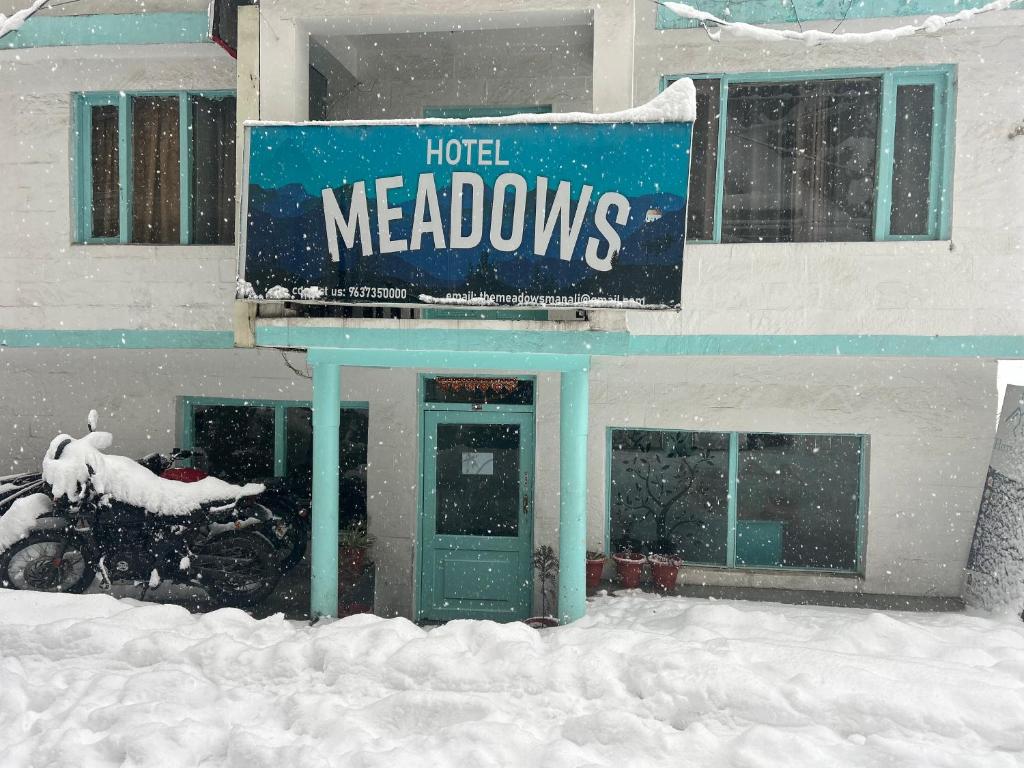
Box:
1 433 309 577
0 429 291 607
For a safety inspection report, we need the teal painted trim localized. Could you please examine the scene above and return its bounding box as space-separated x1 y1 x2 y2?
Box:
261 327 1024 360
0 329 234 349
310 363 341 619
656 0 997 30
2 13 211 49
603 427 612 557
856 436 869 574
874 72 897 241
178 92 191 246
72 98 87 243
558 366 589 624
118 92 131 244
712 75 727 244
939 69 957 241
423 105 552 119
307 346 592 372
726 431 738 568
273 404 287 478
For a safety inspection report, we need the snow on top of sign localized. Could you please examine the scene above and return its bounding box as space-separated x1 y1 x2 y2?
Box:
41 431 264 517
418 295 667 310
246 78 696 128
664 0 1023 46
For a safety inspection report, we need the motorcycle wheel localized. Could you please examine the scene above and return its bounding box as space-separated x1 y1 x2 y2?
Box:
250 499 308 574
192 530 281 608
0 531 94 593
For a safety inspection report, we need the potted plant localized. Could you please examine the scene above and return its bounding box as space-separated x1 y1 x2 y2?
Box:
339 520 374 573
585 550 606 591
649 554 683 591
612 549 646 589
524 545 559 628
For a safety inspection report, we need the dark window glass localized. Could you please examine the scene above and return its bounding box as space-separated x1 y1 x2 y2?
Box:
722 78 880 243
890 84 935 236
686 78 721 241
435 423 520 537
90 105 120 238
609 429 729 563
423 377 534 406
190 95 237 245
309 65 329 121
737 433 863 570
131 96 181 243
285 407 369 527
192 405 275 484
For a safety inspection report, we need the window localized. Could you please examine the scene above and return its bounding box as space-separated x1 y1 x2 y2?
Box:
75 92 237 244
181 398 369 526
609 429 866 572
670 69 954 242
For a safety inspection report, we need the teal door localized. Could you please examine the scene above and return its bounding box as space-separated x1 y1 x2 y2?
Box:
419 410 534 622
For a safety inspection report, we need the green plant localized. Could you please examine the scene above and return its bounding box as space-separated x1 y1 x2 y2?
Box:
339 521 374 549
532 545 558 618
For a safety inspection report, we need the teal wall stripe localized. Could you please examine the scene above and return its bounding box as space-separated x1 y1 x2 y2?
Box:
2 13 211 49
4 327 1024 359
0 330 234 349
656 0 999 30
261 327 1024 360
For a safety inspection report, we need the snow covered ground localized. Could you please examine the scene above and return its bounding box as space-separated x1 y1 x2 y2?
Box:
1 592 1023 768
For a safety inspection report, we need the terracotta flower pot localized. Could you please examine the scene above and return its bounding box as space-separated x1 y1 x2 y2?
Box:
613 552 646 589
339 545 367 573
585 557 606 590
650 555 683 591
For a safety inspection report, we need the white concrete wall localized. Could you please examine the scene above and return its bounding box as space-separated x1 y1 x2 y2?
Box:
0 348 996 615
621 4 1024 338
0 42 237 332
319 26 592 121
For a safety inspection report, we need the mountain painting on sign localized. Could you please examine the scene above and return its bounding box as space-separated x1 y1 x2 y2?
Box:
241 119 693 308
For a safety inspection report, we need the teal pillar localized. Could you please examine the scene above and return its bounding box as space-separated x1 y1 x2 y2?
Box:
558 362 590 624
310 362 341 619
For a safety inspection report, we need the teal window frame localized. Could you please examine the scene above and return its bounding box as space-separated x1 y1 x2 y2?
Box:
177 396 369 481
663 67 955 243
73 90 236 245
605 427 869 575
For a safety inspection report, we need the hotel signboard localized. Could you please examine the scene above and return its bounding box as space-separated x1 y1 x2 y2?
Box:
240 106 693 309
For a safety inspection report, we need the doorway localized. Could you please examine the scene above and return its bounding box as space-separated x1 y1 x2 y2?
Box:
417 377 535 622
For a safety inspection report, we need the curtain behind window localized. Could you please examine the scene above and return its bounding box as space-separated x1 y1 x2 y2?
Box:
191 96 236 245
722 79 879 243
89 105 120 239
131 96 180 244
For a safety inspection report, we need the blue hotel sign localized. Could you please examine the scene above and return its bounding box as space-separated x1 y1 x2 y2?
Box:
241 117 692 308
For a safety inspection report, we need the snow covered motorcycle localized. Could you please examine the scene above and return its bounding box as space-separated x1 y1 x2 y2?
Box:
2 445 309 576
0 431 285 607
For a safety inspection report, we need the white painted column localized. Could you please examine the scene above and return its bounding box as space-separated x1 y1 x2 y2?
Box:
259 14 310 121
592 0 635 112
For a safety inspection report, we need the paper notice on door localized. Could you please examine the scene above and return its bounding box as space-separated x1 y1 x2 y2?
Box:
462 452 494 475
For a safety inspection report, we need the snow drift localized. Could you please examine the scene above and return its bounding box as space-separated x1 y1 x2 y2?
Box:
0 591 1022 767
